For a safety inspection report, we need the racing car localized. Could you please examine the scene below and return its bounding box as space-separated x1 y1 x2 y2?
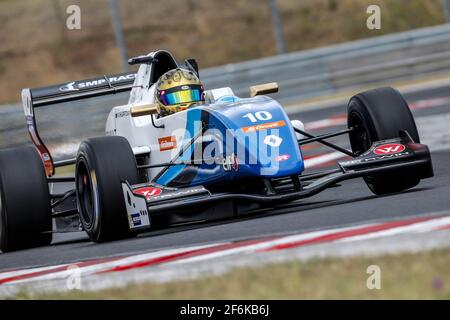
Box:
0 50 433 252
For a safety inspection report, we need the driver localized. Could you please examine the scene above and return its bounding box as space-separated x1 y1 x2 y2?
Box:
155 68 205 116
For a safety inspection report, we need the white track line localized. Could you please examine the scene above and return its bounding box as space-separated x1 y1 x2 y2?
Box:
0 264 69 279
339 216 450 243
0 244 221 284
304 117 347 131
168 224 374 265
304 151 347 168
3 214 450 287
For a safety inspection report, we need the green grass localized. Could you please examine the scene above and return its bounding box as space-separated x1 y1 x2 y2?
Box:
16 247 450 299
54 164 75 176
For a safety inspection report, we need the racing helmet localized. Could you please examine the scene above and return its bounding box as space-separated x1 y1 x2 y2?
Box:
155 68 204 116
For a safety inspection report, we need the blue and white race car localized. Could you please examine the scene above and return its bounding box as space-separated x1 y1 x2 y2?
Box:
0 50 433 251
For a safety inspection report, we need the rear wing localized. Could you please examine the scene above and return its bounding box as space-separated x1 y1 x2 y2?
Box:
21 72 136 176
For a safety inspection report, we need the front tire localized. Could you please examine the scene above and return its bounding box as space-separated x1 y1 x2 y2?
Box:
347 87 422 195
0 146 52 252
75 136 140 242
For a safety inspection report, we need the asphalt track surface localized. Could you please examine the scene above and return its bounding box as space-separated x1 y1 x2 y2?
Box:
1 84 450 271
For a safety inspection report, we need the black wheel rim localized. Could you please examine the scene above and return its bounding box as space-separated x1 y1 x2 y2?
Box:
76 160 96 229
349 111 372 155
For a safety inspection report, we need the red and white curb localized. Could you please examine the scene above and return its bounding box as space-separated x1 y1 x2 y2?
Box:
305 114 347 131
1 213 450 288
303 151 348 169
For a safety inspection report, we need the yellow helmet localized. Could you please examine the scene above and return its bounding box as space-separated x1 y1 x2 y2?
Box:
155 68 205 116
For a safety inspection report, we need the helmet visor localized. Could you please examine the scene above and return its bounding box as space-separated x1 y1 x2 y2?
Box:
158 85 204 106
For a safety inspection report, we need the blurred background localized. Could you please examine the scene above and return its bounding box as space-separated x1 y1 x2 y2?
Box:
1 0 450 160
2 1 450 299
1 0 449 104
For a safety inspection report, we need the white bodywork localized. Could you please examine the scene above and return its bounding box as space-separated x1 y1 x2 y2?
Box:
105 50 304 182
105 51 235 181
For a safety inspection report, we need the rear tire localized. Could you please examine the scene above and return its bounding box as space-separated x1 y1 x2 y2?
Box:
347 87 421 195
75 136 140 242
0 146 52 252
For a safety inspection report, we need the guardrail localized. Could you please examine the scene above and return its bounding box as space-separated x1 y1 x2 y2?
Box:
201 23 450 102
2 24 450 150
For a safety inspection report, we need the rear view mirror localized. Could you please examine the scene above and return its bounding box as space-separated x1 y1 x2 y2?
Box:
185 58 199 77
130 102 160 117
249 82 279 97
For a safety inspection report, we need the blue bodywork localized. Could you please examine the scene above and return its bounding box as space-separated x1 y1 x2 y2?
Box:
155 96 304 187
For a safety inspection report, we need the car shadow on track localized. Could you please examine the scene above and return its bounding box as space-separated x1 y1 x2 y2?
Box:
264 186 433 217
128 186 434 242
45 186 434 249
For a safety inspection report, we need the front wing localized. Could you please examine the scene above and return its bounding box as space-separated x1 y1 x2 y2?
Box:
122 137 433 231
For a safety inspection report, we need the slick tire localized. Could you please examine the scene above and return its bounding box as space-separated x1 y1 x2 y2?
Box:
347 87 422 195
0 146 52 252
75 136 140 242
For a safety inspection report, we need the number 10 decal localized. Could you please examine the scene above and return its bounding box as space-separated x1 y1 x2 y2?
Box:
243 111 273 122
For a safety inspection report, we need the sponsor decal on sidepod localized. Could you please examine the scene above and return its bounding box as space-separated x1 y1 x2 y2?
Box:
158 136 177 151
